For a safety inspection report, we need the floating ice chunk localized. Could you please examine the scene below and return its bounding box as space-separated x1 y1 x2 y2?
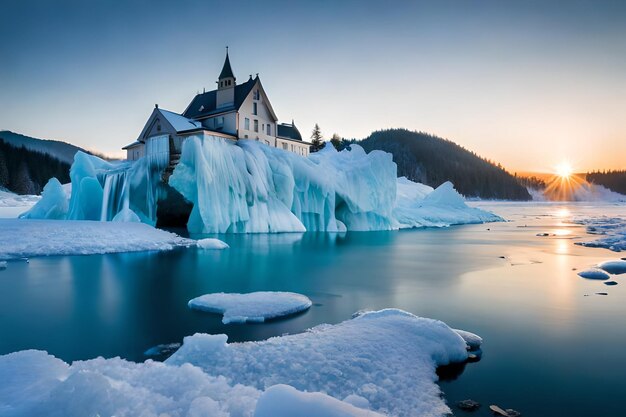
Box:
196 238 230 250
598 260 626 275
453 329 483 350
168 308 473 416
0 219 192 260
188 291 312 324
0 261 6 270
574 216 626 252
19 178 69 220
577 269 611 280
253 384 386 417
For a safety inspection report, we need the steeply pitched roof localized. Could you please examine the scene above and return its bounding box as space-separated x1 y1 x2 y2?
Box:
277 123 303 141
218 52 235 80
182 77 257 119
159 109 202 132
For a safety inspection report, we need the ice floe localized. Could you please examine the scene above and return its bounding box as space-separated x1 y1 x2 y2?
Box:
196 238 230 250
188 291 312 324
574 217 626 252
0 219 192 260
577 269 611 280
0 309 476 417
598 260 626 275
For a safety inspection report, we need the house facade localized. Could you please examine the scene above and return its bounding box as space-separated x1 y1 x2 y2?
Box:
123 50 310 165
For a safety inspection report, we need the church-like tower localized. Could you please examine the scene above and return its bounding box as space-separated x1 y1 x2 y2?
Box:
216 48 236 108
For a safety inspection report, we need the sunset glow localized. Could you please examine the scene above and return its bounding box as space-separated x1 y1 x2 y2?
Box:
555 161 574 179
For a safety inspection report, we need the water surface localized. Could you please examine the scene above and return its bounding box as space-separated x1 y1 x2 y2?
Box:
1 202 625 416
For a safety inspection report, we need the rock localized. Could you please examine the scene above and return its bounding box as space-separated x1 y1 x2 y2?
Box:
595 292 608 296
457 399 481 411
604 281 618 286
489 405 509 416
536 233 550 237
506 409 522 417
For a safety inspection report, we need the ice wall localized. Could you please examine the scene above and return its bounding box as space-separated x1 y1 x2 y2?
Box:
26 135 501 232
169 137 397 233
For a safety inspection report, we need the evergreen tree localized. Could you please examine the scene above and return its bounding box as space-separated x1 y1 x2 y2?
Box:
310 123 325 152
330 133 342 150
0 149 9 188
12 161 36 195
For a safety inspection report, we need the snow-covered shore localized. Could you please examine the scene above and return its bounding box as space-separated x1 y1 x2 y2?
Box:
0 309 480 417
0 219 192 260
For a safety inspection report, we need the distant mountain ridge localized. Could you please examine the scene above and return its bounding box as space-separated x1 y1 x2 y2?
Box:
358 128 532 201
0 130 87 165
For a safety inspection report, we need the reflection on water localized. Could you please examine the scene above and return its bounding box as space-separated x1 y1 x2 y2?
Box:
1 202 626 416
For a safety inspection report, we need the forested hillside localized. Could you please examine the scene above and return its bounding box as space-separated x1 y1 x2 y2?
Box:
0 130 86 165
0 139 71 195
358 129 531 200
586 170 626 195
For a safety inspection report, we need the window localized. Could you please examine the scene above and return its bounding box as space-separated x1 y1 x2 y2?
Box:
282 143 288 150
216 116 224 127
244 134 248 139
245 118 250 130
267 124 271 135
253 102 258 115
254 119 258 132
253 90 260 100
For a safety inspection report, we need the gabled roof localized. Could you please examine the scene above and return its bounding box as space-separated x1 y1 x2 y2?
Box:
182 77 257 119
159 109 202 132
218 52 235 80
277 123 303 141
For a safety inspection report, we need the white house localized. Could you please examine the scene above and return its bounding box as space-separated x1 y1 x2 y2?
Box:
123 50 310 167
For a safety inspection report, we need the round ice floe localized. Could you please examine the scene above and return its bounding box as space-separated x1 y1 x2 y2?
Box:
196 238 229 250
188 291 312 324
577 269 611 280
598 260 626 275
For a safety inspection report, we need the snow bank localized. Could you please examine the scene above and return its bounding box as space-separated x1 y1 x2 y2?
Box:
575 217 626 252
0 189 39 218
0 219 191 260
196 238 230 250
0 309 476 417
188 292 312 324
253 384 386 417
168 309 471 416
453 329 483 350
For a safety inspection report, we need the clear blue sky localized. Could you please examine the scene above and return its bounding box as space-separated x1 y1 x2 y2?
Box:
1 0 625 172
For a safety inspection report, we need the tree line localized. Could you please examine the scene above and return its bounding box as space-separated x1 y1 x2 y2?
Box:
0 139 71 195
586 170 626 195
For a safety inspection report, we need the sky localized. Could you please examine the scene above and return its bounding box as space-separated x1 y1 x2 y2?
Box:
1 0 625 173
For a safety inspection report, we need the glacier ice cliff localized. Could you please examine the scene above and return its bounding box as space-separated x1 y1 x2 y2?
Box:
24 135 501 232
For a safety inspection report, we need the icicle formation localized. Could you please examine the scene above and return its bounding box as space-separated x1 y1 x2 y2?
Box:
169 136 398 233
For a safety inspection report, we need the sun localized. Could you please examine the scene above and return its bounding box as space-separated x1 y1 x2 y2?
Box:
555 161 573 179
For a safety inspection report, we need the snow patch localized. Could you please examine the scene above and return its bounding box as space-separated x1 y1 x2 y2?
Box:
575 217 626 252
188 292 312 324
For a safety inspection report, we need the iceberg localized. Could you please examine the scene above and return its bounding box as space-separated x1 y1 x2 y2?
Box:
0 309 479 417
577 269 611 280
19 178 68 220
188 291 312 324
0 219 192 260
26 135 501 233
598 260 626 275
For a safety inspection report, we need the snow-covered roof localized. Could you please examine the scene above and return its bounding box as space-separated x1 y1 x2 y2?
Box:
158 109 202 133
122 141 142 150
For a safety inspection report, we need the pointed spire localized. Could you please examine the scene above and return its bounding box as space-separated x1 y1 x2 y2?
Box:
218 47 235 81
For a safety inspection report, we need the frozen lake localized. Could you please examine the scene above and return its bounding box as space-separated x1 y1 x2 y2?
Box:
1 202 625 416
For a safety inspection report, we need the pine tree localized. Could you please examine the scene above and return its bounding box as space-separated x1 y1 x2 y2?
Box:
310 123 324 152
330 133 342 150
12 161 36 195
0 149 9 188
